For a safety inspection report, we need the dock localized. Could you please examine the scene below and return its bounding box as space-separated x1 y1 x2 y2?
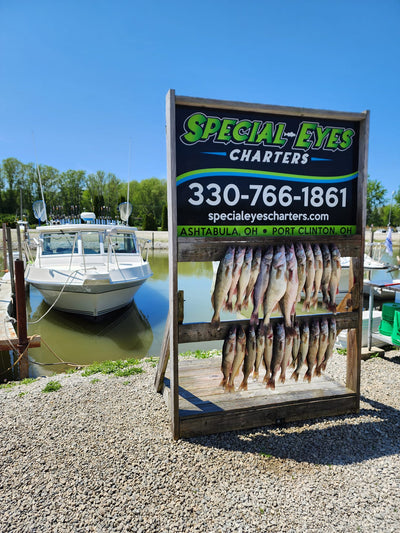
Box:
163 356 356 438
0 275 40 351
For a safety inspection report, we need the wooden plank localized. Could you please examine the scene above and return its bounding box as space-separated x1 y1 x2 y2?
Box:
178 236 362 263
165 356 349 412
154 310 170 393
175 94 368 122
178 312 358 343
166 89 180 440
179 395 358 438
0 336 41 351
176 382 350 414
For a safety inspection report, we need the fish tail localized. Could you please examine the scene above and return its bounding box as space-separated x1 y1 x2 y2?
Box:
263 372 270 383
250 311 259 326
211 312 220 328
278 373 286 384
314 366 322 377
321 361 327 372
302 300 310 312
239 380 248 391
328 302 337 314
266 377 275 390
291 370 299 382
303 370 312 383
225 301 233 312
225 383 235 393
285 326 296 337
219 378 227 387
253 370 259 380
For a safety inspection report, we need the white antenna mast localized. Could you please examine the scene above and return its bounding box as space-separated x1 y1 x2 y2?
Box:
32 132 47 222
127 139 132 206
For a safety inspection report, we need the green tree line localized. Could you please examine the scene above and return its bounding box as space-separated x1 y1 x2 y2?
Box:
0 157 167 230
367 179 400 228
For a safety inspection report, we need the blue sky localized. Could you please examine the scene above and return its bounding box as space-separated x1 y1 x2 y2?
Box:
1 0 399 200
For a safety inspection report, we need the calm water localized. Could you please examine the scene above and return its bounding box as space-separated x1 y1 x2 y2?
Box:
1 241 399 379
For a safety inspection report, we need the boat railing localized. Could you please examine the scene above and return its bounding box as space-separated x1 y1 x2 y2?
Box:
137 238 151 262
68 233 80 272
106 235 120 273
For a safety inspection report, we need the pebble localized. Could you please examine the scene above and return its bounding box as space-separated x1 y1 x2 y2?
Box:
0 351 400 532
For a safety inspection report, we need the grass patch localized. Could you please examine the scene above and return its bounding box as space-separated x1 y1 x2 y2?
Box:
180 349 221 359
144 356 158 367
42 380 62 393
21 378 37 385
0 377 36 390
82 358 143 377
0 381 17 390
336 348 347 355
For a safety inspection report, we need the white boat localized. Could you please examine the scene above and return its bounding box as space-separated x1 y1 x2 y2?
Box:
335 309 389 349
340 254 400 300
25 218 153 317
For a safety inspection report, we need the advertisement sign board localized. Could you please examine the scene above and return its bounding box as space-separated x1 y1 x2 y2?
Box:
175 104 361 238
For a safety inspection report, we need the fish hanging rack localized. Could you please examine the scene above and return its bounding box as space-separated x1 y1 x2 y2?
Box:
155 90 369 440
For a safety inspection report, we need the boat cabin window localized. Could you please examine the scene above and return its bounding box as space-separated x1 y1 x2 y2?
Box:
104 233 137 254
81 232 101 254
41 233 78 255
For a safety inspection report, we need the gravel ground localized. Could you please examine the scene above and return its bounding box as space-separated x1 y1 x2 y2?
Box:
1 350 400 533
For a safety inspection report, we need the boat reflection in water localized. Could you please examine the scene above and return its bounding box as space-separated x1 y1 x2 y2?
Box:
27 289 154 376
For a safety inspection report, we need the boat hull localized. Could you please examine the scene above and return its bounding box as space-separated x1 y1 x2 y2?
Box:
31 278 149 317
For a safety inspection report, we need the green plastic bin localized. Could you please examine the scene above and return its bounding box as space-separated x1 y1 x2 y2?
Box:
391 310 400 346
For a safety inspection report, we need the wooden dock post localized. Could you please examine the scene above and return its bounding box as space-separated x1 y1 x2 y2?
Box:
2 223 7 272
14 259 29 379
6 227 15 316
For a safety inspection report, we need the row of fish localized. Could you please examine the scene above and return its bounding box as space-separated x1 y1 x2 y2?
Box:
220 317 337 392
211 242 342 329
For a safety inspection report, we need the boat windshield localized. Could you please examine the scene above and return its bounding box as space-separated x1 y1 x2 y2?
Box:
81 232 101 254
42 232 78 255
104 232 137 254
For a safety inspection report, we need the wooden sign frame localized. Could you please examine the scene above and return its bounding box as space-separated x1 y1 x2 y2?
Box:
155 90 369 439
